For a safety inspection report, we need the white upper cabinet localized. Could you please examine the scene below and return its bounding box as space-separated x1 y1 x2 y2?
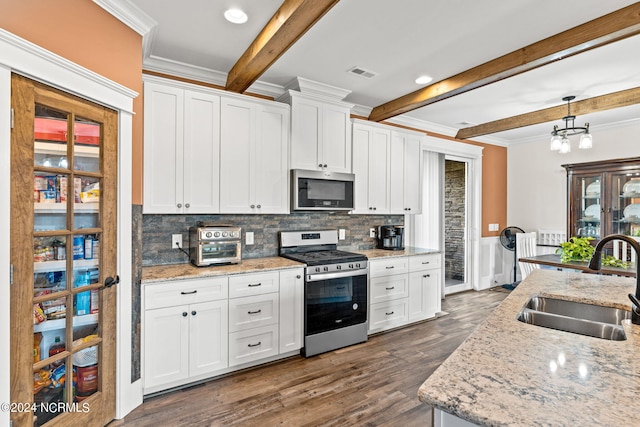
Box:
143 79 220 214
285 91 353 173
390 130 423 214
352 121 391 214
219 96 290 214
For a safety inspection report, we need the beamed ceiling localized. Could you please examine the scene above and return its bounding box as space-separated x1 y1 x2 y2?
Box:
112 0 640 146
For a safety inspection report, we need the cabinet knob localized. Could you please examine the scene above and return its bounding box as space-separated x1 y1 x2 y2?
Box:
296 275 301 279
318 164 323 168
423 274 430 278
373 207 377 210
323 164 327 168
191 310 197 316
257 204 261 209
185 203 190 208
177 203 182 208
182 312 188 317
250 204 255 208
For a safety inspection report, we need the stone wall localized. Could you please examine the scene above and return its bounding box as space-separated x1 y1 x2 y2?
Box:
445 161 465 281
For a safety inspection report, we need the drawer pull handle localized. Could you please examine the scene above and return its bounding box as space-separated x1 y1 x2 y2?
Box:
385 311 394 316
181 290 197 295
336 286 346 290
248 342 262 348
385 266 395 269
385 286 395 290
423 274 430 278
248 309 262 315
422 261 430 264
248 283 262 287
182 312 188 317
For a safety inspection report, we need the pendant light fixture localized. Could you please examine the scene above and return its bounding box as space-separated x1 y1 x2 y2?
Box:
550 96 592 153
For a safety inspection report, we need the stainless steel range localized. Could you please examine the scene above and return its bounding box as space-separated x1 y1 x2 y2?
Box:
279 230 368 357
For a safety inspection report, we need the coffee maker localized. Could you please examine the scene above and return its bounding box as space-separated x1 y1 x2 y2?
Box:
377 225 405 250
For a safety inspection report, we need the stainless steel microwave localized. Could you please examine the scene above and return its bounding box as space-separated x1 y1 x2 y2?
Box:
291 169 355 211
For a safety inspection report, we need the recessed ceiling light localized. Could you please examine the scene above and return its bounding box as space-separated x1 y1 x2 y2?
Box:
224 8 248 24
415 75 433 84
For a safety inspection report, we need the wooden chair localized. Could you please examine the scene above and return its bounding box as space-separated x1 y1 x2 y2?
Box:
517 232 539 280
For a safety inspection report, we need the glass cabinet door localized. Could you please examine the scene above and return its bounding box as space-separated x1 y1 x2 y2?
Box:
571 174 601 239
611 170 640 237
11 75 118 427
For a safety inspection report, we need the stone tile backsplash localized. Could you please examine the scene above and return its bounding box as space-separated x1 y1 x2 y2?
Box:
142 212 403 266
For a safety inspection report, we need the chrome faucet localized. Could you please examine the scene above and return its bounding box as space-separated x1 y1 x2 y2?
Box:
588 234 640 325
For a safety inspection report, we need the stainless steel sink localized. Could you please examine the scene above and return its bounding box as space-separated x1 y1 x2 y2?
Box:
525 296 631 325
517 296 630 341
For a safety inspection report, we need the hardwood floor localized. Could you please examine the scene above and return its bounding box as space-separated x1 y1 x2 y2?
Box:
110 288 508 427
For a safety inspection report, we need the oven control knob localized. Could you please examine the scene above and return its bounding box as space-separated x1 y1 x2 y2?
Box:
349 264 353 269
222 232 228 237
355 263 361 268
336 265 341 270
214 231 220 237
205 231 212 238
323 266 329 272
315 267 321 273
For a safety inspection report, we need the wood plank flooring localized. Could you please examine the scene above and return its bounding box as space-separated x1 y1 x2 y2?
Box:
110 288 508 427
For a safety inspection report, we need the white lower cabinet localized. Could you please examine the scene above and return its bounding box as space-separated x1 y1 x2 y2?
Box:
143 277 229 394
143 267 304 394
409 254 442 321
368 254 442 334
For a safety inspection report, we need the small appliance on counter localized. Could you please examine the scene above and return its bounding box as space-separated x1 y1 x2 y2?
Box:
189 223 242 267
377 225 404 250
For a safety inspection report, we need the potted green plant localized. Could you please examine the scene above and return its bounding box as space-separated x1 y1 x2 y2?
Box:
557 236 628 268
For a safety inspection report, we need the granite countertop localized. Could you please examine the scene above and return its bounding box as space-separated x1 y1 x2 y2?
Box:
418 268 640 426
141 257 305 284
355 246 440 259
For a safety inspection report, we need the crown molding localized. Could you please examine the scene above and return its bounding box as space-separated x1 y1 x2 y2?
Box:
92 0 157 58
143 55 286 99
283 76 351 101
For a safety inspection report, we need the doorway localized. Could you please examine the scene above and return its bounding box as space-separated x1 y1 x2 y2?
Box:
444 157 470 295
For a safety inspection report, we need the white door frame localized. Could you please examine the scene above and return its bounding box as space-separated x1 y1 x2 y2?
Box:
406 135 483 293
0 29 140 422
443 155 472 295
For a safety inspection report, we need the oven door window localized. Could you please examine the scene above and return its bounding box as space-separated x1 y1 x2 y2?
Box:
305 274 367 335
201 242 239 261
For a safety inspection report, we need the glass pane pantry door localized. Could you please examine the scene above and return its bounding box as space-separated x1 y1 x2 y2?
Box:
11 74 118 427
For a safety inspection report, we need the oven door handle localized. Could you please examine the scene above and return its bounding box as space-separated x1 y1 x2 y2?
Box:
306 269 368 282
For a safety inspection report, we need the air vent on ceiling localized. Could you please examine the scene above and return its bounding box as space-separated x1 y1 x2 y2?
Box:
348 66 377 79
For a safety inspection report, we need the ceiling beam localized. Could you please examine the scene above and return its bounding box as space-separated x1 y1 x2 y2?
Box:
368 3 640 122
225 0 340 93
455 87 640 139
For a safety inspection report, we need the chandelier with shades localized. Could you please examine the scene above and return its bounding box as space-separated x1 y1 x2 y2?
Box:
550 95 592 154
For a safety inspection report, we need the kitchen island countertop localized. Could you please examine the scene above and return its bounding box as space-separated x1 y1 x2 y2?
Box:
418 268 640 426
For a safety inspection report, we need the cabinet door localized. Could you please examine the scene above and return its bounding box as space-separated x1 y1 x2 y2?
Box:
352 123 372 213
144 306 190 390
409 268 441 321
279 269 304 353
403 133 422 213
322 104 352 173
368 128 391 213
183 90 221 213
254 104 289 213
189 300 228 377
290 96 322 170
143 82 185 213
569 173 602 239
220 97 254 213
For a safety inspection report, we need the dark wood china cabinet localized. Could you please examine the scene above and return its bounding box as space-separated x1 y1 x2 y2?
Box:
563 157 640 243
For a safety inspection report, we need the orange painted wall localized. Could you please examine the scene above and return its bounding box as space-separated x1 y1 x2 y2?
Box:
0 0 144 204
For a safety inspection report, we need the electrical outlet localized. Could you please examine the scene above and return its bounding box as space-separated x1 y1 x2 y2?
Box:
338 229 346 240
172 234 183 249
246 231 254 245
369 228 376 238
489 223 499 232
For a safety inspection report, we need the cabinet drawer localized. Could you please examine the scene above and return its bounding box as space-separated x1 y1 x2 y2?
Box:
228 293 279 332
369 257 409 277
145 277 229 310
369 299 409 332
228 324 279 367
409 254 441 271
370 274 409 304
229 271 279 298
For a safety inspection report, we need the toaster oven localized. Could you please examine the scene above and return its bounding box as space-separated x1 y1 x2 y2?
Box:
189 225 242 266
